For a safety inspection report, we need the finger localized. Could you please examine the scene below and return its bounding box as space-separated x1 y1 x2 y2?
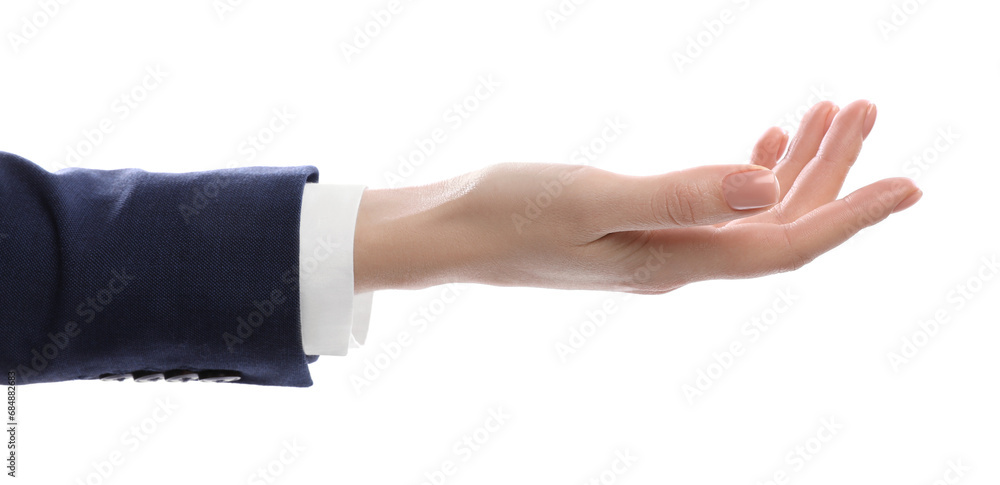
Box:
750 126 789 170
588 164 780 232
773 101 838 200
704 177 919 279
783 177 919 267
774 129 789 164
780 100 875 220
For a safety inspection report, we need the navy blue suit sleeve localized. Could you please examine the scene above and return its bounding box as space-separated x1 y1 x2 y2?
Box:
0 151 320 387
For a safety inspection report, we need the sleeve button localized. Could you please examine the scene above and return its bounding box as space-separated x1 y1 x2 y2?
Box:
198 370 241 383
133 371 165 382
164 370 200 382
99 373 133 382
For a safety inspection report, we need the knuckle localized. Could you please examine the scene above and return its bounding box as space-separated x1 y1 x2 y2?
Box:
778 224 814 272
837 194 882 241
656 181 704 227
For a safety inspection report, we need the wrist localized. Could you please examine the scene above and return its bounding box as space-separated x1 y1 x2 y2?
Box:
352 176 485 293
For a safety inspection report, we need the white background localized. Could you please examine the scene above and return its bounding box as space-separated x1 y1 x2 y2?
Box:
2 0 998 484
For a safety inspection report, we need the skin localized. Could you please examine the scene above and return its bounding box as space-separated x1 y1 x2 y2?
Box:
353 100 922 295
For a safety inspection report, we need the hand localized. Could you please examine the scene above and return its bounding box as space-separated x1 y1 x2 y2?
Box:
353 100 922 294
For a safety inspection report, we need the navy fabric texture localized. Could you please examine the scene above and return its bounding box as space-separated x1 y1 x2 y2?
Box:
0 151 320 387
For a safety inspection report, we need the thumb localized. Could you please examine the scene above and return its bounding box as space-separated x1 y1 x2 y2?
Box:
595 164 780 232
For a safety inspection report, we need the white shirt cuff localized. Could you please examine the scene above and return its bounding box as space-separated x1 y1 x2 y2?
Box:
298 183 373 356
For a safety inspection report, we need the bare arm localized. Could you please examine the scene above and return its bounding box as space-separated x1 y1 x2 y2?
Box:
354 100 921 294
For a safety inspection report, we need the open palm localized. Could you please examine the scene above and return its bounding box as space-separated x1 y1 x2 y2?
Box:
626 100 921 292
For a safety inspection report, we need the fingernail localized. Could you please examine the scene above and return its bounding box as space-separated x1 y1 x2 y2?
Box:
862 103 877 139
824 105 840 131
723 170 780 210
891 188 922 213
